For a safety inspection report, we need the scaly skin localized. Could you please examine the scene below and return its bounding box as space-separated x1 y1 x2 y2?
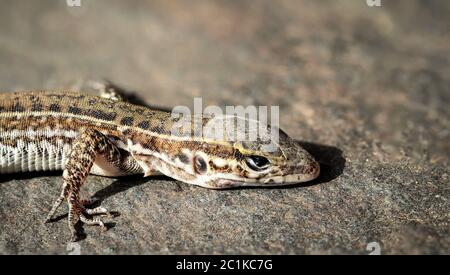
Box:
0 89 320 241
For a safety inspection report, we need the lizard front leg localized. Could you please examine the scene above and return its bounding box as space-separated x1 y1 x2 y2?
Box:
45 128 139 241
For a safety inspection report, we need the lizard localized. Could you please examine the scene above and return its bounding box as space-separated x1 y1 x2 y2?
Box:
0 85 320 241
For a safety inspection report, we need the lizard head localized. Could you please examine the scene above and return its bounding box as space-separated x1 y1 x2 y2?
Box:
132 114 320 189
198 127 320 189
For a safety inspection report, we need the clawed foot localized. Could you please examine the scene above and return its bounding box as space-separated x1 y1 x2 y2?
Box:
82 197 115 219
69 206 113 242
45 195 117 242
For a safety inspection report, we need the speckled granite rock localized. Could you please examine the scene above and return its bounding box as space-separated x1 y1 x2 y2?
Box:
0 0 448 254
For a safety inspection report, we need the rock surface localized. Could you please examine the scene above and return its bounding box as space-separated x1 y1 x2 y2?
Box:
0 0 448 254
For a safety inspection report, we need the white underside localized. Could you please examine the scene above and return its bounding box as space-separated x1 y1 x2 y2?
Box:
0 140 128 176
0 140 71 173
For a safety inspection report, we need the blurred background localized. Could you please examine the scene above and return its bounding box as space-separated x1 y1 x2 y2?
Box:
0 0 448 254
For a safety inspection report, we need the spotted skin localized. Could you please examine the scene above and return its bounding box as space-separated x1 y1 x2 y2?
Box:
0 85 320 241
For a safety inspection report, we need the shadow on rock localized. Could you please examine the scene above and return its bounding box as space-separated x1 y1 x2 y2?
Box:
0 171 62 183
91 175 170 203
297 141 346 185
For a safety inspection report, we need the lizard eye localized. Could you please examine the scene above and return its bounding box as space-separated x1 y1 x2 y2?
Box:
245 155 270 171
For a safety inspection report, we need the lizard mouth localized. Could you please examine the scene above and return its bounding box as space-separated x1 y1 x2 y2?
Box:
209 163 320 189
259 169 320 185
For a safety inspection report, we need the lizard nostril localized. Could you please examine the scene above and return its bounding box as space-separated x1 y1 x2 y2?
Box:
311 161 320 177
